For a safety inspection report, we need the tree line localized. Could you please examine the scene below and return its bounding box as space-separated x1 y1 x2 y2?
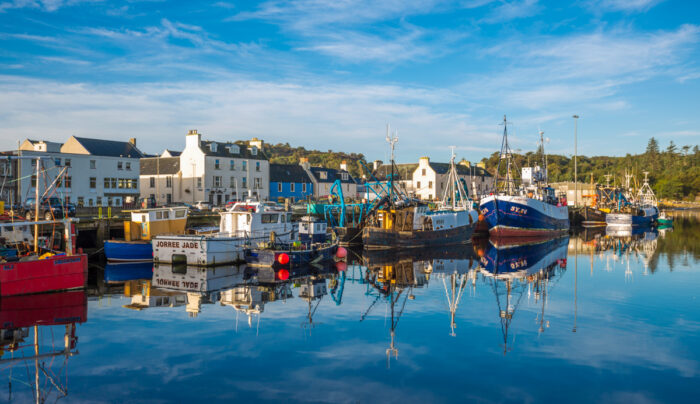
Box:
480 137 700 200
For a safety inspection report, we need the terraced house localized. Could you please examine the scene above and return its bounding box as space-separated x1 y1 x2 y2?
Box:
12 136 144 207
140 130 269 206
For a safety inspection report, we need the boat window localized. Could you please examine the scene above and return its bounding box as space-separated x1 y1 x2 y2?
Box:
142 215 146 222
175 209 186 218
156 211 163 219
281 214 286 223
261 213 279 224
163 211 169 219
287 213 292 222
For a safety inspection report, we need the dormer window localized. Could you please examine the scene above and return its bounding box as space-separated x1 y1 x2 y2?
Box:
320 171 327 180
226 144 240 154
210 143 218 153
341 173 348 181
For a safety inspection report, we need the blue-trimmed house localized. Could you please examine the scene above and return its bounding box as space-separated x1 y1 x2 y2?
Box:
270 163 314 202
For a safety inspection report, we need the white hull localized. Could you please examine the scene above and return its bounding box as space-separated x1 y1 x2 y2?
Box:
153 235 246 266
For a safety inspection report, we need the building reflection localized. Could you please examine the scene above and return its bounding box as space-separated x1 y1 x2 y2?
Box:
0 290 87 403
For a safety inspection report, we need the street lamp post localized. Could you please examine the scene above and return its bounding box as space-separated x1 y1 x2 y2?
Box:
573 115 579 207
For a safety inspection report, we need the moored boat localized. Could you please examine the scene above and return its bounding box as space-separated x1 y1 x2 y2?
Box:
104 206 188 262
606 172 659 228
480 117 569 238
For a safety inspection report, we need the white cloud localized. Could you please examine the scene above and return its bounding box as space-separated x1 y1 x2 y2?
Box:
481 0 540 24
0 75 499 162
590 0 663 13
0 0 101 13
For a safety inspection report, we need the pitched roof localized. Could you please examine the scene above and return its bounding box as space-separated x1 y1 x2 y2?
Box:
373 163 418 181
162 149 181 157
428 162 492 177
308 167 355 184
73 137 144 158
199 141 268 160
140 157 180 175
270 164 312 183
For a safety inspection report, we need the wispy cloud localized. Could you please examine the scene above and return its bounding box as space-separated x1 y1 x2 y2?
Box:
481 0 540 24
0 0 101 13
588 0 664 13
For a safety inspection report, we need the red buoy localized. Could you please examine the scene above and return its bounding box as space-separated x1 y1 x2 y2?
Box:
277 269 290 281
277 253 290 265
335 246 347 259
335 261 347 271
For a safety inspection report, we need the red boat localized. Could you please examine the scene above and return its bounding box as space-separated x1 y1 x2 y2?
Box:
0 289 87 328
0 219 87 297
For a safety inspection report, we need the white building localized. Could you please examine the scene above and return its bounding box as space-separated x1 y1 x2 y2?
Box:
14 137 144 207
140 130 270 206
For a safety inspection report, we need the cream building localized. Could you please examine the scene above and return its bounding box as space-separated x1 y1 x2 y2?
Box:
140 130 270 206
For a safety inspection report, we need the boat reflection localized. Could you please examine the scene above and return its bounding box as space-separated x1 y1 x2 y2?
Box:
0 290 87 403
478 236 569 354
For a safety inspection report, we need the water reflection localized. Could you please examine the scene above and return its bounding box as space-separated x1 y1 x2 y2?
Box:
4 214 699 402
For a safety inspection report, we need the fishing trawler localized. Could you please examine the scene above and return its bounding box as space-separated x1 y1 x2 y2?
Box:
362 144 479 249
153 199 293 266
606 172 659 228
480 117 569 238
104 206 188 262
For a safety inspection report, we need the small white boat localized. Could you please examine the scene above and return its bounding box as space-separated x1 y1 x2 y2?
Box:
153 200 294 266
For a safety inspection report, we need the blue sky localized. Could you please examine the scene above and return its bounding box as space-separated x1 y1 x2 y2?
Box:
0 0 699 163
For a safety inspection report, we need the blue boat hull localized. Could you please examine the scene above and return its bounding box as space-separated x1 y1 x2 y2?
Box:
479 236 569 276
480 195 569 238
104 241 153 262
606 209 658 227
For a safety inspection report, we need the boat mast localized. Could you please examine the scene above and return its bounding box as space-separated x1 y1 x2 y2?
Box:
385 125 399 206
34 157 40 253
495 115 516 195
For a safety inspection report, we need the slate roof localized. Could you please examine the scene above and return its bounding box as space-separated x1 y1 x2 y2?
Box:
308 167 356 184
428 162 493 177
73 137 144 158
200 141 268 160
163 149 181 157
140 157 180 175
373 163 418 181
270 164 312 183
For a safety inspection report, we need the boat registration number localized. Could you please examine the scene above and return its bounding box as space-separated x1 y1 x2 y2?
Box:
510 206 528 215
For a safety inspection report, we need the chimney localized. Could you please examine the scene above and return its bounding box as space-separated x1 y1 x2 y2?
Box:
129 137 136 146
373 160 383 170
419 156 430 166
186 129 201 150
459 159 470 168
249 137 263 149
340 160 348 171
299 157 310 170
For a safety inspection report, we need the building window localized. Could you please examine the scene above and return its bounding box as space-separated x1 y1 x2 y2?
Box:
422 169 426 176
230 177 236 188
104 178 110 189
320 171 327 180
302 183 306 193
111 178 117 188
214 176 221 187
256 162 260 172
251 146 258 156
54 158 61 166
429 181 433 189
230 160 235 170
132 179 138 189
242 161 247 171
118 178 125 189
242 177 247 188
90 160 96 169
417 181 421 189
30 175 37 187
215 159 220 169
117 162 123 170
166 176 172 188
90 177 96 188
341 173 348 181
254 178 261 189
126 162 131 170
290 183 295 192
150 177 155 188
64 176 72 188
278 183 282 192
65 158 71 167
197 177 202 188
96 196 102 206
166 194 172 204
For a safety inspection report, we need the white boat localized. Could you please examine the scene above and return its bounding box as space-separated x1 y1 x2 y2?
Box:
153 200 294 266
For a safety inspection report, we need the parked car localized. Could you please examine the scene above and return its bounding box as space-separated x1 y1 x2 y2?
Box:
194 201 211 210
20 197 66 220
64 201 77 217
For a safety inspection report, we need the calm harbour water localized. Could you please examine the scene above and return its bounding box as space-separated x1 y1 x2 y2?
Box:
3 213 700 403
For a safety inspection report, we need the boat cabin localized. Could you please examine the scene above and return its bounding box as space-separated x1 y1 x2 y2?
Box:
219 200 293 241
298 216 328 244
124 206 188 241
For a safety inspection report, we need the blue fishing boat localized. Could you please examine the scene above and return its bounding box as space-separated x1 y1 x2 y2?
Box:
480 117 569 238
606 172 658 228
104 206 188 262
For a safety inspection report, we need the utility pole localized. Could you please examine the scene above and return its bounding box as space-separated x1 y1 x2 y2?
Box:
573 115 579 207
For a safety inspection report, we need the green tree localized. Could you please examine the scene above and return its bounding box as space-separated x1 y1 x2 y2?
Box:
646 137 660 155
